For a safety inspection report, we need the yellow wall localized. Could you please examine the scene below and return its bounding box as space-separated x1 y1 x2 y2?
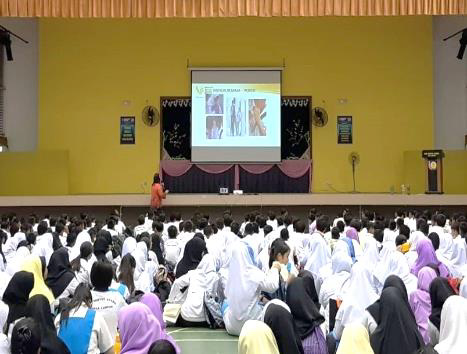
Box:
38 17 434 194
0 151 69 195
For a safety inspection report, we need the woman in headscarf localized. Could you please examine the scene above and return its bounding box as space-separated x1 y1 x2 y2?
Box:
223 241 280 336
345 227 363 259
370 287 424 354
410 238 450 278
446 234 467 277
238 320 279 354
121 237 137 258
408 267 437 344
170 254 219 326
434 295 467 354
140 293 165 330
175 237 207 279
427 277 455 345
3 271 34 334
21 256 54 304
377 249 418 295
365 275 413 335
286 277 326 354
263 301 304 354
303 234 330 293
5 244 30 276
318 253 352 332
46 247 77 299
359 237 380 271
118 302 180 354
25 295 70 354
333 262 379 340
131 241 156 293
336 324 374 354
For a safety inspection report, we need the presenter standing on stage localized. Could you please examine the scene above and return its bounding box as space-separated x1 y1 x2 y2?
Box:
151 173 168 209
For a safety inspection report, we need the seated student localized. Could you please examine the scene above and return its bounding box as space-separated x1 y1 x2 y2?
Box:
223 242 280 336
3 271 35 335
427 277 455 346
164 226 180 271
11 317 42 354
46 247 79 300
265 239 297 301
21 256 55 304
167 254 218 327
175 237 207 279
336 324 373 354
90 261 126 344
56 283 114 354
71 241 94 286
148 339 177 354
118 303 179 354
25 295 70 354
411 238 450 278
116 254 136 297
262 300 304 354
238 320 279 354
434 295 467 354
286 276 326 354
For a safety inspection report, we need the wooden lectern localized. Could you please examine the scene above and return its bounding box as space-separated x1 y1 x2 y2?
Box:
422 150 444 194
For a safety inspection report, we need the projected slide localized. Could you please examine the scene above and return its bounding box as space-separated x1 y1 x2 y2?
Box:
192 70 281 163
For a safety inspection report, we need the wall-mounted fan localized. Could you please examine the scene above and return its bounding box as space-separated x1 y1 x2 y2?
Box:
312 107 328 127
348 152 360 193
142 106 159 127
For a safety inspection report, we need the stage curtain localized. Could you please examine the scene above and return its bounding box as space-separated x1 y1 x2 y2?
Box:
163 164 235 193
239 165 310 193
2 1 466 17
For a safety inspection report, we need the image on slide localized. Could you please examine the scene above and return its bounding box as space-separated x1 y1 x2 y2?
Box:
205 94 224 115
226 97 246 137
206 116 223 140
248 99 267 136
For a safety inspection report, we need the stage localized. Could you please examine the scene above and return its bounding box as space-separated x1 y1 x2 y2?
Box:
0 193 465 207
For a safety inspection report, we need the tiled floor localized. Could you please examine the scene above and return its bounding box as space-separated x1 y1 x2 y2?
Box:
168 327 238 354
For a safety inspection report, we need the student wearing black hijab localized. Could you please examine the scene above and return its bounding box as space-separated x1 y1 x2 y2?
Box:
175 237 207 278
46 247 76 298
263 302 304 354
3 271 34 334
370 287 424 354
25 295 70 354
367 275 413 325
297 270 320 310
286 277 326 353
428 277 455 344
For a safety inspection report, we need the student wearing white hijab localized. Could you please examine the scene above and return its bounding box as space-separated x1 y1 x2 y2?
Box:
446 226 467 277
121 237 137 258
169 254 219 325
434 295 467 354
377 249 418 295
319 253 352 332
359 237 380 271
303 233 330 294
5 245 30 276
223 241 280 336
333 262 379 340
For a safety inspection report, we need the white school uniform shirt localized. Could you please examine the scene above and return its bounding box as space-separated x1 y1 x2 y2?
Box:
266 219 278 230
383 229 397 244
55 305 114 354
115 220 126 235
32 232 54 265
91 290 127 343
431 226 453 260
4 232 26 263
133 224 148 237
447 236 467 277
164 238 181 267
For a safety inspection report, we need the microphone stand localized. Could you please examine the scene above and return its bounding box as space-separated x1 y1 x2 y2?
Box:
0 25 29 44
443 28 467 41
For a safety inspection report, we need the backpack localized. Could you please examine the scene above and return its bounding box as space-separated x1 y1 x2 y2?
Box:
203 277 225 329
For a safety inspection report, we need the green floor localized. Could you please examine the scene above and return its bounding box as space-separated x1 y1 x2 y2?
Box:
168 327 238 354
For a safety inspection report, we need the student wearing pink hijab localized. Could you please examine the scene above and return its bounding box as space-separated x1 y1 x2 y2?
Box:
118 303 180 354
410 239 450 278
409 267 437 344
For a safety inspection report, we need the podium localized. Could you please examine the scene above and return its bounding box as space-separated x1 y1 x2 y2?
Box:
422 150 444 194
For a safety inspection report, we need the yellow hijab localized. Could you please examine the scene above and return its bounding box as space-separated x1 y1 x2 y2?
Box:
337 323 374 354
239 320 279 354
21 256 55 303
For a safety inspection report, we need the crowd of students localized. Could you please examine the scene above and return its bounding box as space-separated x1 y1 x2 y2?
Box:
0 207 465 354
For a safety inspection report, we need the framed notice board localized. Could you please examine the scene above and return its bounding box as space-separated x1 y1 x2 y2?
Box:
120 116 135 144
337 116 352 144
